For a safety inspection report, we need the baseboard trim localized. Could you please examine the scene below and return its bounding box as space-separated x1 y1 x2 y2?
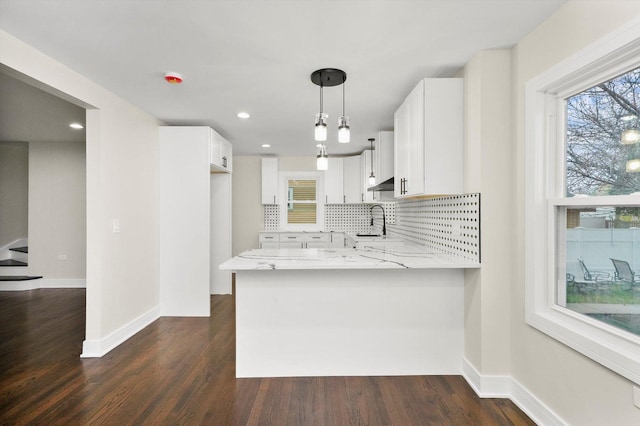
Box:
81 305 160 358
0 280 41 291
462 358 566 426
39 278 86 288
0 278 86 291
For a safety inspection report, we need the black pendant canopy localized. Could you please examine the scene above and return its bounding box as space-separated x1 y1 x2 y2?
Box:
311 68 346 87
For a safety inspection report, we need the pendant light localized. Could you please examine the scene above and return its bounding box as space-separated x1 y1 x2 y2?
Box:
315 83 327 142
311 68 348 143
317 144 328 171
368 138 376 185
338 76 350 143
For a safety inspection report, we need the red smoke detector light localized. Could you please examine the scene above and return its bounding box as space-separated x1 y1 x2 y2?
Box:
164 72 183 84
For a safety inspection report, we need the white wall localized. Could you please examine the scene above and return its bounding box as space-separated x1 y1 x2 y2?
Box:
232 156 318 255
29 141 86 279
232 156 263 255
463 50 512 376
0 141 28 248
512 3 640 424
0 29 162 356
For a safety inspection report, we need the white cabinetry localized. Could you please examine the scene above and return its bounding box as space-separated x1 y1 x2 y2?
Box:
343 155 361 203
324 157 344 204
360 150 374 203
258 232 341 248
210 128 233 172
261 157 279 204
159 126 233 316
375 131 394 184
394 78 463 198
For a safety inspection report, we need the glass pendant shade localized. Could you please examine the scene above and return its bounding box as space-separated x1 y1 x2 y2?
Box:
621 129 640 145
315 113 328 142
338 116 350 143
317 145 328 170
368 173 376 185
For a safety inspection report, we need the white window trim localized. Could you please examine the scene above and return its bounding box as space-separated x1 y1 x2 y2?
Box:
525 17 640 385
278 171 324 231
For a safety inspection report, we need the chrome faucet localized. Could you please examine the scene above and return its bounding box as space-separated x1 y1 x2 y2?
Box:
370 205 387 236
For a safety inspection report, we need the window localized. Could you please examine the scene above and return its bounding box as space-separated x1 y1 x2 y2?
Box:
526 22 640 384
279 172 323 230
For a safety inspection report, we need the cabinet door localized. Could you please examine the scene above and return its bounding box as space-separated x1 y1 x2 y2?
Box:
404 80 426 197
324 157 344 204
210 129 232 173
360 150 374 203
343 155 361 203
394 99 410 198
377 131 394 184
330 232 345 248
423 78 463 195
260 242 280 249
261 157 279 204
279 242 303 248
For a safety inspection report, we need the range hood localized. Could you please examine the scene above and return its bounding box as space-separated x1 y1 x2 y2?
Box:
367 177 394 192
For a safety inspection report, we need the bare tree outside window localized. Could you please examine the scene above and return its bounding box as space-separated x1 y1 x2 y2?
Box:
566 66 640 196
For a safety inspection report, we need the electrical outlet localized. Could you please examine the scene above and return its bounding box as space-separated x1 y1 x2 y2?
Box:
58 254 68 261
633 386 640 408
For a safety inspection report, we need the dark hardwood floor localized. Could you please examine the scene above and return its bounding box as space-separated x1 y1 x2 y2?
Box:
0 289 535 425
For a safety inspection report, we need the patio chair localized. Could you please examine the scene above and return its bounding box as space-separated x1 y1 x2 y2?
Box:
575 259 610 290
610 258 636 289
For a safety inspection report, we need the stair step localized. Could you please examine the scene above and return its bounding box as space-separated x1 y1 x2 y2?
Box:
0 259 28 266
0 275 42 281
9 246 28 253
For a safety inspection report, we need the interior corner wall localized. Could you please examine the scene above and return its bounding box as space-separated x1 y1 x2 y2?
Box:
28 141 86 279
0 141 28 248
463 50 512 376
232 156 263 255
512 3 640 424
0 29 162 356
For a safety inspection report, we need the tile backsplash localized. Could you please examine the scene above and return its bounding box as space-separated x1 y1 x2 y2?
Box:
262 193 480 262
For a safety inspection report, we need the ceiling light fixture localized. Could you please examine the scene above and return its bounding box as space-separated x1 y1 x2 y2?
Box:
311 68 347 143
261 144 271 148
237 112 250 119
338 77 350 143
69 123 84 129
368 138 376 185
317 144 328 171
164 72 183 84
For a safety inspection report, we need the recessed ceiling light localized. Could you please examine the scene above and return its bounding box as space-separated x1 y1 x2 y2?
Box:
69 123 84 129
237 112 250 119
261 144 271 148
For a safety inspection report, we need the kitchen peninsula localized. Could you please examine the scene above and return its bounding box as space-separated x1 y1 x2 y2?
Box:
220 244 480 378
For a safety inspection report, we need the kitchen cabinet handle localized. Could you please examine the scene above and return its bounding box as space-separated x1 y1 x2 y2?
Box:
287 236 296 239
222 156 227 168
273 195 276 204
326 195 328 203
361 193 364 202
343 195 346 203
312 236 320 239
264 236 274 239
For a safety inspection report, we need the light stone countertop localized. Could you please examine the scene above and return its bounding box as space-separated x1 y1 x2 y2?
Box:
220 244 480 271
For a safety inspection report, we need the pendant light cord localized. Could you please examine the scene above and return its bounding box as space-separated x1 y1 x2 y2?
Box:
342 77 346 115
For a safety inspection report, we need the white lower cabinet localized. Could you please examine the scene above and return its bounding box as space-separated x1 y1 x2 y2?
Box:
259 232 343 249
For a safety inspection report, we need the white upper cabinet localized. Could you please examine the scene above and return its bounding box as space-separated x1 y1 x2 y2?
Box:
210 128 232 173
261 157 279 204
343 155 361 203
360 150 374 203
324 157 344 204
375 131 394 184
394 78 463 198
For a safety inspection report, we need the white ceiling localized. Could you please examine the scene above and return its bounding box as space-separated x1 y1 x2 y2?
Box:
0 0 567 156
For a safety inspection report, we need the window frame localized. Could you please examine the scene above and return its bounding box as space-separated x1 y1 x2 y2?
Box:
525 19 640 385
278 171 324 231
